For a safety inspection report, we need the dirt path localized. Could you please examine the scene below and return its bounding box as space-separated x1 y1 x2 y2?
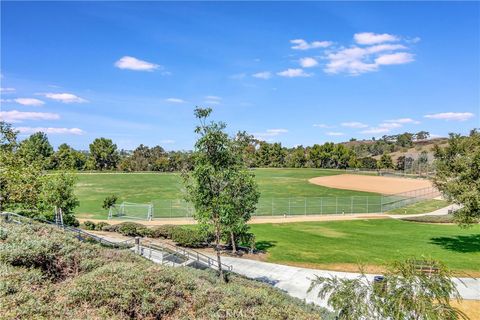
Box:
79 213 388 226
309 174 433 194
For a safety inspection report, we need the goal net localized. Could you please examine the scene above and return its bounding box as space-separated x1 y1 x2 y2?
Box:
108 202 154 221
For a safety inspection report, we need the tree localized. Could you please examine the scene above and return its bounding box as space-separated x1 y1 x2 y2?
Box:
18 132 54 169
102 194 118 210
39 172 79 226
432 130 480 225
89 138 119 170
396 155 406 171
378 154 394 169
52 143 86 170
183 107 259 279
309 258 467 320
396 132 414 148
415 131 430 141
359 157 378 169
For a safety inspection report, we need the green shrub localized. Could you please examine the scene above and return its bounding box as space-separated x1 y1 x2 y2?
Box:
95 222 109 231
0 220 328 319
171 227 208 248
82 220 96 231
150 225 180 239
116 222 147 237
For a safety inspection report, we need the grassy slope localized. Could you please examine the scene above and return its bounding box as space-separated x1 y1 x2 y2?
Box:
386 199 449 214
251 219 480 274
75 168 379 218
0 221 327 319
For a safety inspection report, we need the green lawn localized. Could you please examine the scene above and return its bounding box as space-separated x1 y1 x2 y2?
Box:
250 219 480 274
387 199 449 215
75 168 379 218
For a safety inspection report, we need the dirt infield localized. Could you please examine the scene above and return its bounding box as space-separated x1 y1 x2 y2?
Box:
309 174 433 194
78 213 388 226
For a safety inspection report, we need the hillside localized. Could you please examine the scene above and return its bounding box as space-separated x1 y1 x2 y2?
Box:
0 221 327 319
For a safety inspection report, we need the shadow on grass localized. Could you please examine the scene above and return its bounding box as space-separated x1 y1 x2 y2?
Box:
430 234 480 253
255 240 277 252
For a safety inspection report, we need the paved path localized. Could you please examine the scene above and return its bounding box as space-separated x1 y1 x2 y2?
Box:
218 255 480 308
388 203 461 219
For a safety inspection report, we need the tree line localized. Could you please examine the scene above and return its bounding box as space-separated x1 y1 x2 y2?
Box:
14 125 433 172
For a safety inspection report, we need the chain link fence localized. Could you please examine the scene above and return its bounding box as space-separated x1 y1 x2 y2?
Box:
139 186 441 220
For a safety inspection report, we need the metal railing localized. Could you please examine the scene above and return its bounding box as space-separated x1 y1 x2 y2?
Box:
136 238 233 271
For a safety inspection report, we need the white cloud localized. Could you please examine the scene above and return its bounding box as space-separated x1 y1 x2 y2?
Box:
354 32 399 45
424 112 474 121
229 73 246 80
277 68 312 78
290 39 332 50
0 110 60 123
41 92 88 103
252 71 272 79
14 98 45 106
165 98 186 103
325 44 414 75
326 131 345 136
379 122 402 129
313 124 334 128
376 52 414 65
299 57 319 68
0 87 15 93
360 127 391 134
114 56 160 71
385 118 420 124
204 95 222 105
253 128 288 140
205 95 221 100
341 121 368 128
16 127 84 135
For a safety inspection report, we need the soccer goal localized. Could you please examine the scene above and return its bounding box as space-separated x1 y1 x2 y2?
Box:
108 202 154 221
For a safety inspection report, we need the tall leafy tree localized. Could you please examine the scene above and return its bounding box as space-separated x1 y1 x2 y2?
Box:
89 138 119 170
52 143 86 170
183 107 259 279
378 153 394 169
433 130 480 225
18 132 54 169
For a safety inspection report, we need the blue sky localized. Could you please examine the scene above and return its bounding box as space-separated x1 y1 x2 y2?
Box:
1 1 479 150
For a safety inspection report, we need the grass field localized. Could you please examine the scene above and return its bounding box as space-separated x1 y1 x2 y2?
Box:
387 199 449 214
75 168 380 219
250 219 480 275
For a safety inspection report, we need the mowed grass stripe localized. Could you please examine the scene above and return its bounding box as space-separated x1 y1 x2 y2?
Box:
74 168 379 219
250 219 480 273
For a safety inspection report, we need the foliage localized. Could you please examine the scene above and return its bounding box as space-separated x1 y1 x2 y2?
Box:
102 194 118 210
51 143 86 170
17 132 54 169
89 137 119 170
83 220 97 230
309 258 467 320
378 153 394 169
433 130 480 226
0 221 327 319
150 224 180 239
116 222 147 237
38 172 79 226
171 226 210 248
183 107 260 277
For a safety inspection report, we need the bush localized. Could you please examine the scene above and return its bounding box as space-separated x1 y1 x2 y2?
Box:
150 225 180 239
0 220 329 319
95 222 109 231
116 222 147 237
82 221 96 231
171 227 209 248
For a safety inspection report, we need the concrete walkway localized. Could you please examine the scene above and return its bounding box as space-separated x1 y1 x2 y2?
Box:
388 203 461 219
218 255 480 308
